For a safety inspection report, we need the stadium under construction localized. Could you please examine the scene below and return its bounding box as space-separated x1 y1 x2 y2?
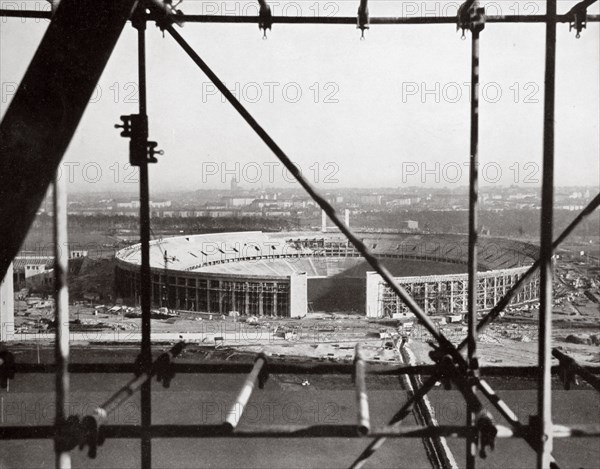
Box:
115 231 541 318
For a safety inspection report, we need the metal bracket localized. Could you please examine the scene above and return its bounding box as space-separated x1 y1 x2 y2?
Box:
554 349 580 390
475 410 497 458
0 350 15 389
147 0 185 31
457 0 485 38
54 415 81 455
155 342 186 388
54 414 105 459
258 0 272 39
357 0 369 40
78 415 105 459
567 0 595 38
115 114 163 167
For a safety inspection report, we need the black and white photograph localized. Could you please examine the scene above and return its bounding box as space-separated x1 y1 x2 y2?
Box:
0 0 599 468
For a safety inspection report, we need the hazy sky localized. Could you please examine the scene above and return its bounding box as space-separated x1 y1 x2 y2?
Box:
1 0 598 193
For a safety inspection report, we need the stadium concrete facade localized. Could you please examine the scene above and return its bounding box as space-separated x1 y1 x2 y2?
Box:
115 231 540 318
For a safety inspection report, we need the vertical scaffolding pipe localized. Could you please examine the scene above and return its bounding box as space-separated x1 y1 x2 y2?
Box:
354 344 370 436
538 0 556 467
136 19 153 469
53 174 70 469
466 22 481 469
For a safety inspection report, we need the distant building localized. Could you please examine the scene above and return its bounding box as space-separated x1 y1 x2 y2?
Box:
69 250 88 259
359 194 384 206
117 201 141 209
150 200 172 208
222 196 256 208
400 220 418 230
13 257 53 281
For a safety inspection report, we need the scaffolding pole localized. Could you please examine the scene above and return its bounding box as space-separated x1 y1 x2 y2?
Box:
466 2 482 466
538 0 557 466
53 174 70 469
6 9 600 24
133 14 153 469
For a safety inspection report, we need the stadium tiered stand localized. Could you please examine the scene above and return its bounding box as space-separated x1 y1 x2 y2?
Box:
115 231 540 318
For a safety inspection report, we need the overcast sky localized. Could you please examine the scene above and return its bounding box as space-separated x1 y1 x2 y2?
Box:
1 0 598 193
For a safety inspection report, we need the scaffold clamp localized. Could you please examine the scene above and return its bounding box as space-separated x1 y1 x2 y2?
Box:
357 0 369 40
475 410 497 458
154 342 187 387
457 0 485 38
0 350 15 389
115 114 163 166
568 1 589 38
258 0 272 39
149 0 185 32
79 415 105 459
428 342 459 390
54 415 82 454
555 348 580 390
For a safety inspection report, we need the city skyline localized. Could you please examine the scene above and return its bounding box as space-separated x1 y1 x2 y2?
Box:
1 1 599 192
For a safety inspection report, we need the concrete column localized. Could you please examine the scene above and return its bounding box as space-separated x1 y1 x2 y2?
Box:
1 263 14 341
450 281 455 314
195 279 199 312
259 290 264 316
482 278 487 312
365 272 380 318
344 209 350 228
424 283 429 315
218 280 223 314
321 210 327 233
273 290 278 316
289 273 307 318
245 283 250 315
494 276 498 307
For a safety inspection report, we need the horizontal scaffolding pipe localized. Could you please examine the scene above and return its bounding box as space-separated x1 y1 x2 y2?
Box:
223 354 266 431
1 9 599 23
354 344 370 436
8 362 600 377
1 424 599 440
552 348 600 392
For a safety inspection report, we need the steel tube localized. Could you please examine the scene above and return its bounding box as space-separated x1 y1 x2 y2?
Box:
160 13 600 24
53 174 71 469
87 343 185 428
466 19 481 469
538 0 557 466
134 18 153 469
350 373 439 469
8 362 600 376
7 361 599 376
224 356 266 430
2 423 599 440
354 344 370 436
2 8 600 23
